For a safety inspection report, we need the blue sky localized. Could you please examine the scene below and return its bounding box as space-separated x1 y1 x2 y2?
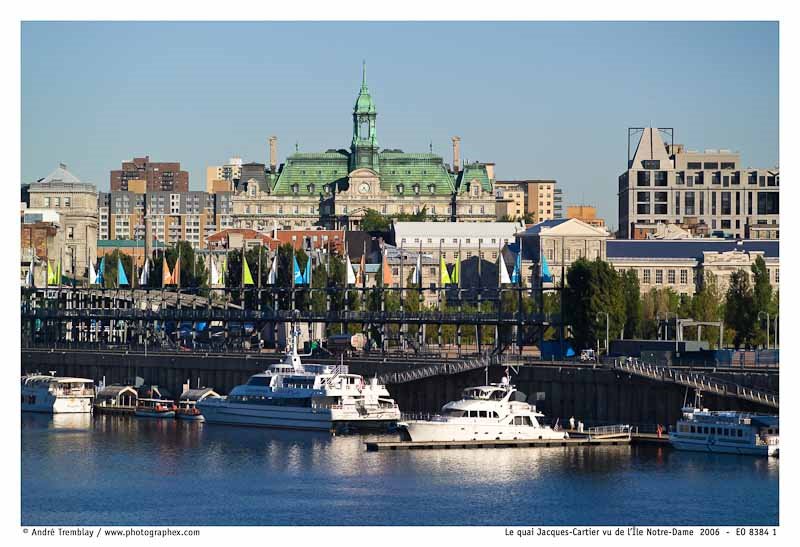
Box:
21 21 778 229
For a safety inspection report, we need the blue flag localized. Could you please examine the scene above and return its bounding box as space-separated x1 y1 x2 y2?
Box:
541 252 553 283
293 256 305 285
303 256 312 285
96 257 105 284
117 257 129 286
511 251 521 284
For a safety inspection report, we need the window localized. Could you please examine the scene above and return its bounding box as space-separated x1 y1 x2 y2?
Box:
643 269 651 284
67 227 74 240
757 192 779 215
687 162 702 169
43 197 50 207
636 171 651 186
735 192 741 215
54 197 60 207
655 270 663 284
654 171 667 186
668 270 675 284
704 162 719 170
721 162 735 170
699 192 705 215
680 270 688 284
685 192 695 216
675 192 680 215
641 160 660 169
654 192 668 215
721 192 731 215
63 197 71 207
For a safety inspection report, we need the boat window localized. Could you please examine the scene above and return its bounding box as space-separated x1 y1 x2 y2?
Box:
490 390 505 400
703 427 709 434
247 376 271 387
443 409 465 417
690 426 695 433
491 412 499 418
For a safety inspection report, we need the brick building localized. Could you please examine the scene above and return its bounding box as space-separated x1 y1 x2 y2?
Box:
110 156 189 192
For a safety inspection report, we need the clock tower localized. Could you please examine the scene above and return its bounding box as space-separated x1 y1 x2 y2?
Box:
351 62 379 172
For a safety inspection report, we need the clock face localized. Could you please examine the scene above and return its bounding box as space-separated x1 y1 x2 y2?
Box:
359 182 370 194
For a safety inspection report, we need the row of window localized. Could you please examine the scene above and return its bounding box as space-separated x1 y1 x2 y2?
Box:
636 171 778 188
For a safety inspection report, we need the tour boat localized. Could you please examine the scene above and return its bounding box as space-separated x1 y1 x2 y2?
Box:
669 393 779 457
134 398 176 418
197 327 401 431
21 373 94 414
398 377 568 442
175 400 205 421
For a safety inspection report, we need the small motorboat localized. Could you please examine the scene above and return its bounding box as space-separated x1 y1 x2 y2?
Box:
134 398 176 418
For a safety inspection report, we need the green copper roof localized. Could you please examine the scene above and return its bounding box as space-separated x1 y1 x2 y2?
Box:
378 152 455 195
457 162 493 193
271 151 349 195
354 62 376 114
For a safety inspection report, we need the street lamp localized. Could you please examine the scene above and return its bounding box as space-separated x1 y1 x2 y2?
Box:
758 311 770 349
596 312 609 357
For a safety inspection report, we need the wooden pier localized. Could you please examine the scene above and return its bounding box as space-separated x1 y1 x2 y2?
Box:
365 436 631 452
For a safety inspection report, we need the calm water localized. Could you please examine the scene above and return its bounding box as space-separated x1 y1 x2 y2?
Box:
21 413 778 526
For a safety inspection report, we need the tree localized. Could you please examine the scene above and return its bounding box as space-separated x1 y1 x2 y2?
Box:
690 272 724 348
620 269 642 339
724 269 756 349
99 249 133 289
360 209 391 232
751 256 773 347
563 258 625 351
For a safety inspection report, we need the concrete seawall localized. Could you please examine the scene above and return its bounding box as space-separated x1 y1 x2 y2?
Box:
21 349 778 425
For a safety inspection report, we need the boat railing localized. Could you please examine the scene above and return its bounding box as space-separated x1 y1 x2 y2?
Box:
587 424 631 436
401 412 448 422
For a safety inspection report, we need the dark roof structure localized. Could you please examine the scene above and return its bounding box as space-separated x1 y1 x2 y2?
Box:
607 239 779 259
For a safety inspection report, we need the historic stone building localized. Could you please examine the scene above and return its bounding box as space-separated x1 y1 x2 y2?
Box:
231 65 497 231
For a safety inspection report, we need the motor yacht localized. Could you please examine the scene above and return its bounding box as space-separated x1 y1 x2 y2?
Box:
21 373 94 414
398 377 567 442
197 328 401 431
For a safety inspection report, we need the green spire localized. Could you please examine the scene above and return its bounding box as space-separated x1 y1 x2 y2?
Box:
361 59 367 90
354 61 375 114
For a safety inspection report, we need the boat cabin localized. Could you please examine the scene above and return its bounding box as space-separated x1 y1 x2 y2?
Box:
95 385 138 409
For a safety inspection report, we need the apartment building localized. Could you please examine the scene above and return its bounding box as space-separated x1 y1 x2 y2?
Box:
110 155 189 192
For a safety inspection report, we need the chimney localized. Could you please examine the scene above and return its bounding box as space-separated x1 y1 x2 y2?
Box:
451 136 461 173
269 136 277 173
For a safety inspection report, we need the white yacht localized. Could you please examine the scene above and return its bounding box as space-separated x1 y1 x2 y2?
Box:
21 373 94 414
197 329 401 431
669 393 779 457
398 377 568 442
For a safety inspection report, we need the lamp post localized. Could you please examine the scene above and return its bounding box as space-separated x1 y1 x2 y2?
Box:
596 311 609 357
758 311 770 349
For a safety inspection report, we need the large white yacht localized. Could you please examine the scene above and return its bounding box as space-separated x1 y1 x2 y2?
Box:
669 393 779 457
398 377 568 442
21 373 94 414
197 329 401 431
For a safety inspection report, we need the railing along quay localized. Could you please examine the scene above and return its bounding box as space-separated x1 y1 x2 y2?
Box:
377 354 495 384
607 359 779 409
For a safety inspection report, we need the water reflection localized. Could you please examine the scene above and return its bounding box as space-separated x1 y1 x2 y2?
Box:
21 415 779 526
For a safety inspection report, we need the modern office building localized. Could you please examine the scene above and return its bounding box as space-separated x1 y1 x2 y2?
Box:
110 155 189 192
618 127 779 239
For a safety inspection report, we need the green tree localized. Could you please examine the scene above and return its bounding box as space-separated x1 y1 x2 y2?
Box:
360 209 391 232
563 258 625 351
99 249 133 289
724 269 756 349
690 272 724 348
620 269 642 339
751 256 773 347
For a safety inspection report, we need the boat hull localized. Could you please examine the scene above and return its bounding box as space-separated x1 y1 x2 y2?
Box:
669 434 776 457
134 410 176 419
175 412 205 421
401 420 569 442
197 400 333 431
22 394 93 414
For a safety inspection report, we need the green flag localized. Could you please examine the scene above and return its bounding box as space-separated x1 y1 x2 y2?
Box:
243 255 254 286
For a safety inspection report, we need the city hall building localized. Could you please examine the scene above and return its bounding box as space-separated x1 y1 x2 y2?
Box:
230 65 497 231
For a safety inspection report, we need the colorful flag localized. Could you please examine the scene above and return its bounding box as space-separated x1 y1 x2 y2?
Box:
267 254 278 285
173 257 181 287
439 255 451 286
541 252 553 283
242 255 254 286
117 257 129 286
303 256 312 286
25 266 33 288
345 255 356 285
162 258 173 286
89 261 97 286
293 256 305 285
413 252 421 285
452 256 461 285
498 255 511 285
511 250 521 284
139 258 150 286
210 257 220 285
381 251 393 286
96 257 105 285
219 257 226 285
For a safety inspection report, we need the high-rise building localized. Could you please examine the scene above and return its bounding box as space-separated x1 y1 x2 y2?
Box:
618 127 779 239
494 180 560 223
206 157 242 193
110 156 189 192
